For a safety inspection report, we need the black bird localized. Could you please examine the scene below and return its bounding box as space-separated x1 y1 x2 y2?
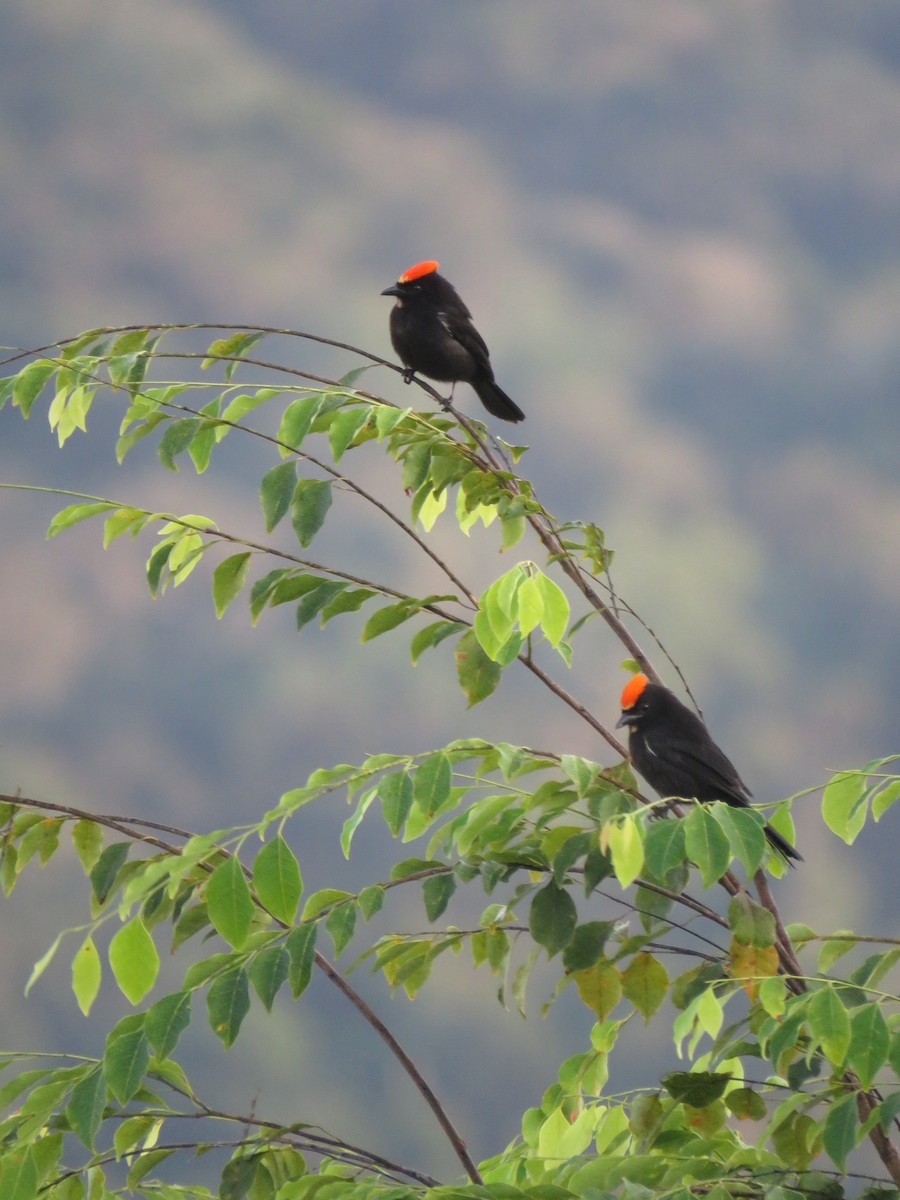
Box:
617 673 802 865
381 260 525 423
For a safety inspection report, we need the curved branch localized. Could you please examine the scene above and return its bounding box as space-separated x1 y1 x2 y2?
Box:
0 791 480 1183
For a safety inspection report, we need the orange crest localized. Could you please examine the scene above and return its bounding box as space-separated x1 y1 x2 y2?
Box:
398 259 439 283
620 673 649 711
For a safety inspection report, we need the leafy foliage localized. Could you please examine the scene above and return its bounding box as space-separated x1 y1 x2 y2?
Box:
0 326 897 1200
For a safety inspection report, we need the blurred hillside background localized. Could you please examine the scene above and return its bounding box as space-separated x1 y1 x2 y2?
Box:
2 0 900 1183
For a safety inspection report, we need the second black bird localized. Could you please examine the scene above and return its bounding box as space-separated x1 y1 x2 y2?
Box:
617 673 802 865
381 260 525 423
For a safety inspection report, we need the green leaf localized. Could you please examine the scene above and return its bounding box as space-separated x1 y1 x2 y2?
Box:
573 962 623 1020
220 386 280 425
808 987 851 1068
552 830 591 883
360 599 419 642
621 952 668 1020
206 855 256 949
157 417 199 471
301 887 353 920
325 902 357 956
90 841 130 903
822 769 867 844
422 873 456 921
113 1113 159 1162
219 1157 258 1200
516 575 543 636
629 1092 665 1140
188 417 218 474
72 935 102 1015
771 1110 818 1171
562 921 614 972
605 814 644 887
277 393 323 447
340 785 378 859
290 479 332 547
146 541 174 597
252 836 303 924
202 330 266 380
537 1104 597 1161
46 501 117 540
530 882 577 957
500 510 526 551
683 805 731 886
662 1070 731 1106
104 1014 149 1103
207 966 251 1048
108 917 160 1004
560 754 596 796
0 1148 38 1200
583 845 615 894
127 1147 176 1190
643 819 687 878
728 893 776 948
66 1065 106 1149
822 1093 858 1171
358 884 385 920
296 580 348 629
534 571 570 647
145 991 192 1059
212 552 252 618
320 586 376 625
13 357 57 416
248 945 290 1012
103 506 148 547
286 923 317 997
71 820 104 874
873 778 900 821
725 1087 767 1121
455 628 502 707
172 902 211 951
259 461 297 532
708 804 767 874
413 752 452 815
380 769 414 835
847 1002 890 1088
375 403 410 438
16 816 62 870
328 406 370 462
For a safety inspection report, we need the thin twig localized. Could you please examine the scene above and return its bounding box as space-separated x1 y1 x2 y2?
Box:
1 791 480 1183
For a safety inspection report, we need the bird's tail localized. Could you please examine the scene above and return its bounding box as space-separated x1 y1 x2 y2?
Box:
471 374 525 423
763 822 803 866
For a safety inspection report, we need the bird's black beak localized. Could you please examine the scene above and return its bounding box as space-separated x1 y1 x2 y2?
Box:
615 712 635 729
381 284 402 298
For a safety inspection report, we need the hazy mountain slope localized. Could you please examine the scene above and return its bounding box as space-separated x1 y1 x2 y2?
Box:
2 0 900 1174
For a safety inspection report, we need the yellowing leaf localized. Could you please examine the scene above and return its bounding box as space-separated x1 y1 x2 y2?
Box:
729 940 779 999
573 962 623 1020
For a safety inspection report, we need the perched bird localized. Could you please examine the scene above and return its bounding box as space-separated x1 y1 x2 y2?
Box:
381 260 525 423
617 673 802 865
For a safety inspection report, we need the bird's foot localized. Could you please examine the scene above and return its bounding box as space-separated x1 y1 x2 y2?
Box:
402 367 415 385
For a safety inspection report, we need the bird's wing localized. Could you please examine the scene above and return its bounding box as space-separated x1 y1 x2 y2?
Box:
646 734 754 807
438 311 492 372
